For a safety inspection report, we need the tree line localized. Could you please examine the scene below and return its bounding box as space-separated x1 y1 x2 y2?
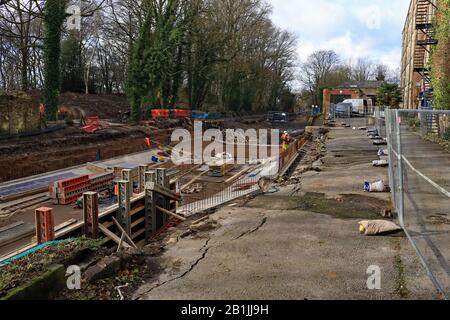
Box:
298 49 400 108
0 0 298 121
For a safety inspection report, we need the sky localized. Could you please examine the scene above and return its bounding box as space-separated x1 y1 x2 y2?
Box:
269 0 411 70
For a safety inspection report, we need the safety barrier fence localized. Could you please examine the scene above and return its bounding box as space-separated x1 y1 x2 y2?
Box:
385 108 450 297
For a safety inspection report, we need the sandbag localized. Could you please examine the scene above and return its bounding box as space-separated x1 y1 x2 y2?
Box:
359 220 401 236
373 160 389 167
364 180 388 192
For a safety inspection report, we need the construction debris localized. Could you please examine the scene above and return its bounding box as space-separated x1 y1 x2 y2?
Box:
207 153 235 177
84 255 123 283
373 140 388 146
181 183 203 194
233 182 258 191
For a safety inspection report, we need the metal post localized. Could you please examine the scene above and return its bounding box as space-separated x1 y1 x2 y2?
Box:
83 192 99 239
156 168 169 188
117 180 131 235
138 165 148 194
145 171 156 186
145 186 156 238
156 169 170 224
386 110 394 203
144 171 156 239
121 169 133 198
395 110 405 227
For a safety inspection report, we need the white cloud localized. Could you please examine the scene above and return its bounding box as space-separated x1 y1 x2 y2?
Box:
352 5 382 30
269 0 410 73
270 0 346 37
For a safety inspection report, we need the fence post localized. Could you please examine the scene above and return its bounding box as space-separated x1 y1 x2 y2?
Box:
395 110 405 227
386 110 394 199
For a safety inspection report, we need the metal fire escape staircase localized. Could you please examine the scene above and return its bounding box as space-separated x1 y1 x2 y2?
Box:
414 0 438 93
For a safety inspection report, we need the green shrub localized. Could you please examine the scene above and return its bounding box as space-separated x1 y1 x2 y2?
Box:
445 127 450 141
408 118 420 129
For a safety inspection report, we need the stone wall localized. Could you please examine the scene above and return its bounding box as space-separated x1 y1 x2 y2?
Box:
0 91 40 134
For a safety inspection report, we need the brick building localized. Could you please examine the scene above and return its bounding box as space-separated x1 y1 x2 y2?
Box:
400 0 438 109
322 81 383 118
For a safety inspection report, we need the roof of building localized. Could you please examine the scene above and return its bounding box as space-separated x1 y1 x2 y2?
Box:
337 81 384 89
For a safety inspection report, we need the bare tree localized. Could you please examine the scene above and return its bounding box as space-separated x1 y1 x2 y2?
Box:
351 58 374 81
299 50 340 106
0 0 44 90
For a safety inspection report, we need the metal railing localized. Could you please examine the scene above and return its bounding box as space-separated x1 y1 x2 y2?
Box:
178 138 304 217
385 108 450 297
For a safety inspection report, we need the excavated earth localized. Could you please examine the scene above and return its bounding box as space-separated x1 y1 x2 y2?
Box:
0 125 173 183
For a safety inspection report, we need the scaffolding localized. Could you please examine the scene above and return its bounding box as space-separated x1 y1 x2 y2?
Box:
413 0 438 104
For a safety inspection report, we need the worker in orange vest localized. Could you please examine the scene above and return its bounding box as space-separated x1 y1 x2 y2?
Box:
281 131 291 152
39 103 48 128
144 137 152 148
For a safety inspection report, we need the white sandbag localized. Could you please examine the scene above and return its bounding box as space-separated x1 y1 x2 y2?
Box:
312 159 323 168
359 220 401 236
364 180 388 192
372 160 389 167
259 161 279 177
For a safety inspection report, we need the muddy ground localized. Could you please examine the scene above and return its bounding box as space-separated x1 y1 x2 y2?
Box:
0 125 174 182
0 115 304 183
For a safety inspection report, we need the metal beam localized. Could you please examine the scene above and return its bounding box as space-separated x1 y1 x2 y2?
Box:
138 165 149 193
117 180 131 235
121 169 133 198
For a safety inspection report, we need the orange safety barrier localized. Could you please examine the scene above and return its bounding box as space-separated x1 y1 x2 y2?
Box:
151 109 170 119
171 109 192 119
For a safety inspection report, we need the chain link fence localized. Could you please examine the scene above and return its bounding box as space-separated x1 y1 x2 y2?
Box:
385 108 450 297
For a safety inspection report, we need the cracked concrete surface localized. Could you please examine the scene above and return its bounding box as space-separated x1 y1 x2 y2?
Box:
133 121 438 300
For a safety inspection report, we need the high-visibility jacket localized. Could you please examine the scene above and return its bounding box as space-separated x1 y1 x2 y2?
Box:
281 133 290 143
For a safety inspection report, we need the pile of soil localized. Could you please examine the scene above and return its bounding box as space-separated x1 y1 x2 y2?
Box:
28 91 129 121
0 124 179 182
0 127 148 182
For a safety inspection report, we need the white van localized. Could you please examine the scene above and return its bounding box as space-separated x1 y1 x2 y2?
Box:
342 99 373 115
